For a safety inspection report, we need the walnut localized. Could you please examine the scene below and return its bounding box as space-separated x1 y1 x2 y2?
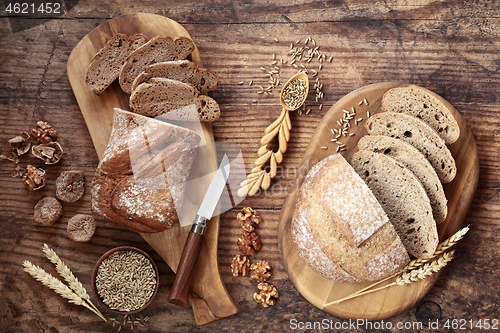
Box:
31 121 57 143
31 142 63 165
237 207 262 232
231 255 251 276
253 282 278 308
22 165 46 191
238 231 261 255
250 260 271 282
8 132 31 155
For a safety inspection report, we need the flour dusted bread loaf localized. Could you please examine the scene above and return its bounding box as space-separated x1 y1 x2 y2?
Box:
351 150 439 259
365 112 456 183
130 78 220 121
358 135 448 224
131 60 218 94
85 33 148 95
119 36 195 94
381 86 460 144
91 108 201 233
291 154 409 282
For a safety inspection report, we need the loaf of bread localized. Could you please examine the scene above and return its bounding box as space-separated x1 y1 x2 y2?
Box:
91 108 201 233
119 36 195 94
365 112 456 183
291 154 410 282
381 86 460 144
85 33 148 95
358 135 448 224
351 150 439 259
129 78 221 121
131 60 219 94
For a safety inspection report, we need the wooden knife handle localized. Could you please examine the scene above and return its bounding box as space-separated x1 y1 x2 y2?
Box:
168 231 204 308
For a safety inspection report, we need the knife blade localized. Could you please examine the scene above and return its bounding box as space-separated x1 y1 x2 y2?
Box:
168 154 230 307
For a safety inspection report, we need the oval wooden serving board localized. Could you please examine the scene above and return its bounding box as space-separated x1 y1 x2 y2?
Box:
67 13 237 326
278 82 479 320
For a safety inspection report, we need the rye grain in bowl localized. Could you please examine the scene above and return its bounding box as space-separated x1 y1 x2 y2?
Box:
91 246 159 315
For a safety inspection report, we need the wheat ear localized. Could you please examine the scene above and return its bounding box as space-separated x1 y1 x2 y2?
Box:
42 244 102 316
324 250 455 307
343 225 470 299
23 260 107 322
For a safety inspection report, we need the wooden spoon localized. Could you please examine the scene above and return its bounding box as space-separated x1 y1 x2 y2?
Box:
238 72 309 197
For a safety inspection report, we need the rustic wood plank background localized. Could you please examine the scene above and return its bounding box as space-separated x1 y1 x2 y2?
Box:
1 0 499 332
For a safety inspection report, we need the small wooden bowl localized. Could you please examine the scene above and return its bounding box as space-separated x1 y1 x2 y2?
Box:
91 246 160 315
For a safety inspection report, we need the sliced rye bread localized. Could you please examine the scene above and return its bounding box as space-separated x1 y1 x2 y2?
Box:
86 33 148 95
358 135 448 224
365 112 456 183
131 60 218 94
292 154 409 282
119 36 195 94
129 78 220 122
381 86 460 144
351 150 439 259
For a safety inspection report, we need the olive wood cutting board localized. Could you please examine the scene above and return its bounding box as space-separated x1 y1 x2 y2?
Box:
67 13 237 326
278 82 479 320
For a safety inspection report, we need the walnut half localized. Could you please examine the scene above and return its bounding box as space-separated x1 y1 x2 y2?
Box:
31 121 57 143
250 260 271 282
238 231 262 255
32 142 63 165
231 255 251 277
22 165 46 191
237 207 262 232
254 282 278 308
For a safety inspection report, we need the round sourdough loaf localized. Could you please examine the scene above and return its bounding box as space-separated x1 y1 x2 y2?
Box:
358 135 448 224
291 154 410 282
351 150 439 259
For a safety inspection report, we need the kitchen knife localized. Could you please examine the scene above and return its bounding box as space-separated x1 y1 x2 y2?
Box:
168 154 231 308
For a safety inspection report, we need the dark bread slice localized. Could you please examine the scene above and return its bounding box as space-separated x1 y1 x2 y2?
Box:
131 60 218 94
85 33 130 95
358 135 448 224
119 36 195 94
381 86 460 144
365 112 456 183
351 150 439 259
129 78 220 122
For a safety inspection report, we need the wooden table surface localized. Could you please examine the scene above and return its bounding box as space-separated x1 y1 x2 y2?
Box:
1 1 499 332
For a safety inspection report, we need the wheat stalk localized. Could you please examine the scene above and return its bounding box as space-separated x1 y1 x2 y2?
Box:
23 260 107 322
324 250 455 306
339 225 470 300
42 244 102 316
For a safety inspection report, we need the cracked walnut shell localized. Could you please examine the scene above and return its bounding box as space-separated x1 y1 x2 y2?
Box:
254 282 278 308
250 260 272 282
237 207 262 232
8 132 31 156
22 165 46 191
31 121 57 143
238 231 261 255
32 142 63 165
231 255 251 276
